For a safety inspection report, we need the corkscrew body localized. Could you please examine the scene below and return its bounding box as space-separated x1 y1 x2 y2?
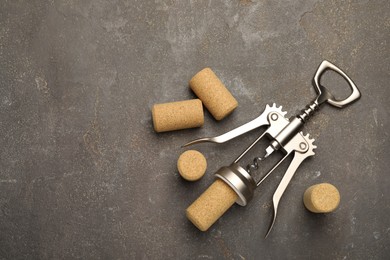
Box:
184 60 361 237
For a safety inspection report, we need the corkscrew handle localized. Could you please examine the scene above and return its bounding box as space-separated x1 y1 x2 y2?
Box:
313 60 361 108
298 60 361 123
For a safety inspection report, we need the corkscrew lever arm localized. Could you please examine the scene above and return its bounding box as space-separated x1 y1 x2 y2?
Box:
182 114 268 146
265 151 312 237
183 104 286 147
265 133 316 238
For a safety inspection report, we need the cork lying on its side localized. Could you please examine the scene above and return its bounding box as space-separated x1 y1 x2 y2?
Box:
152 99 204 132
303 183 340 213
189 68 238 121
177 150 207 181
186 179 238 231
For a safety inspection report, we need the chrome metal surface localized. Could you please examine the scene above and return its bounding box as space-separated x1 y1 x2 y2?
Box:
232 110 289 164
313 60 361 108
246 155 266 174
183 103 287 147
262 111 308 157
273 117 304 149
265 133 316 237
298 100 320 122
234 131 268 163
215 163 256 206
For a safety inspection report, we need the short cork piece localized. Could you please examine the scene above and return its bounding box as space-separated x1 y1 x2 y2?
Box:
177 150 207 181
186 179 238 231
303 183 341 213
189 68 238 121
152 99 204 133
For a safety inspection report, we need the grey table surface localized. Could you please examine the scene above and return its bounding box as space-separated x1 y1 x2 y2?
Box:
1 1 389 259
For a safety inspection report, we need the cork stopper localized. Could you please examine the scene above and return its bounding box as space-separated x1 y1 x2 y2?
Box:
189 68 238 121
303 183 340 213
186 179 238 231
177 150 207 181
152 99 204 132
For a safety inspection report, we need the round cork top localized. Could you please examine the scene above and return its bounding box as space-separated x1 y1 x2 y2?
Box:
307 183 340 213
177 150 207 181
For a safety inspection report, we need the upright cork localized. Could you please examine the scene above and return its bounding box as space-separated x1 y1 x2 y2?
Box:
177 150 207 181
186 179 238 231
189 68 238 121
303 183 340 213
152 99 204 132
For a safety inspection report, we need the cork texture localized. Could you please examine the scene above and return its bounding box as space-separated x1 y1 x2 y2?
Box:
152 99 204 132
186 179 238 231
177 150 207 181
303 183 340 213
189 68 238 120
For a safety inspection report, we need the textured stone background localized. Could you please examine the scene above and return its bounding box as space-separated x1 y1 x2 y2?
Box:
0 0 389 259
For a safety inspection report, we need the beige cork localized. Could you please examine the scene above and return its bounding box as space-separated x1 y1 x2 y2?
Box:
303 183 340 213
152 99 204 132
177 150 207 181
186 179 238 231
189 68 238 121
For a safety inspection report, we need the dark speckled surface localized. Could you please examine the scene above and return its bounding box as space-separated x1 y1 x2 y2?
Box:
0 0 389 259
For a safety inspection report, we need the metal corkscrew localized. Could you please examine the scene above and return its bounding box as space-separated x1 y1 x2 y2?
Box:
184 60 361 237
